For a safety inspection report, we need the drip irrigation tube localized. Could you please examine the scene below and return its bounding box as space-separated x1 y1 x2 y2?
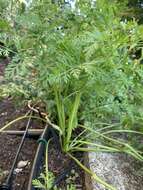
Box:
27 125 51 190
27 125 76 190
0 111 33 190
27 108 76 190
0 107 77 190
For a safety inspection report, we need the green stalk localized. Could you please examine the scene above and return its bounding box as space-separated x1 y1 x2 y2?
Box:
80 125 143 161
74 140 121 152
0 115 47 133
96 124 120 132
0 115 28 132
68 153 116 190
80 125 130 146
124 144 143 161
71 147 120 153
45 139 51 189
69 129 87 148
64 92 81 152
54 88 66 136
102 129 143 135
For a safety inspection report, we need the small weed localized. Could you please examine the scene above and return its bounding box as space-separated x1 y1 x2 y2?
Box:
33 170 76 190
32 139 76 190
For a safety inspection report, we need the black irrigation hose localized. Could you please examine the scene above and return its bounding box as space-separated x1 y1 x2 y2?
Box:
0 107 76 190
0 106 83 190
50 125 61 150
0 111 33 190
27 125 76 190
27 125 51 190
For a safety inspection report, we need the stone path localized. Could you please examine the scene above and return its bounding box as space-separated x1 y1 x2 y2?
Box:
85 152 143 190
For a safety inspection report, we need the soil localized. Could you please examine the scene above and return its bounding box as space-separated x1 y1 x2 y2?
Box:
0 57 9 76
48 142 85 189
0 98 41 190
0 59 85 190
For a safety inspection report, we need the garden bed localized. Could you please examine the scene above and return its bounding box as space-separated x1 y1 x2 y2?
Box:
1 1 143 190
0 99 85 190
0 98 38 190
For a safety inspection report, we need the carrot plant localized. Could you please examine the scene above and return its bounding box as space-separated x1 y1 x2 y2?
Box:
1 0 143 189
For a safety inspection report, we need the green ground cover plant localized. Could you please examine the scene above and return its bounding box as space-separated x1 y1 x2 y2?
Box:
1 0 143 189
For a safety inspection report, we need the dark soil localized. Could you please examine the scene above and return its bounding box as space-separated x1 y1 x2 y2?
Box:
0 98 41 190
0 99 85 190
48 142 85 189
0 58 85 190
0 58 9 76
